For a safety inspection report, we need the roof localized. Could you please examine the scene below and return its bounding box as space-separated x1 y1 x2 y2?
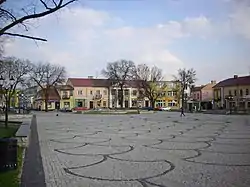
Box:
36 87 60 101
55 85 74 90
213 75 250 88
68 78 111 87
67 78 177 88
191 85 205 92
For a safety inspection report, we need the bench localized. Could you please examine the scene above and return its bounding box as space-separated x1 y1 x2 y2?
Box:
15 122 31 147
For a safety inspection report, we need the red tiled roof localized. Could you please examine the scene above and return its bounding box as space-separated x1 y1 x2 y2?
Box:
68 78 111 87
36 87 60 101
191 85 205 92
213 75 250 88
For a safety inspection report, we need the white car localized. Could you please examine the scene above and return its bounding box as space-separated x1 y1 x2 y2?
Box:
160 107 171 111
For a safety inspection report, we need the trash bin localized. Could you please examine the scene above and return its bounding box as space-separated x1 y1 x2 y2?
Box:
0 138 18 172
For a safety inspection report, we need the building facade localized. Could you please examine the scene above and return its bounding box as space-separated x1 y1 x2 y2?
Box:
213 75 250 110
34 87 61 111
188 80 216 111
67 78 110 109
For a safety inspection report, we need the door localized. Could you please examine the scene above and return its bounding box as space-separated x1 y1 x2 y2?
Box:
89 101 94 109
145 100 149 107
125 100 129 108
55 102 60 110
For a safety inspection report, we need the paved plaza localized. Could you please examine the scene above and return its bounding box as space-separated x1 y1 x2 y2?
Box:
32 112 250 187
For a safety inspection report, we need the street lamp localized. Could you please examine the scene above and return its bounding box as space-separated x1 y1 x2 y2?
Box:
0 75 15 128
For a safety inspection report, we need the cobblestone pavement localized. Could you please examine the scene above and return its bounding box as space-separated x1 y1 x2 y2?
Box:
36 112 250 187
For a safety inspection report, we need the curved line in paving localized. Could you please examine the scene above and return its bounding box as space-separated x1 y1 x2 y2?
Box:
56 143 88 150
107 155 167 163
50 137 111 144
199 149 250 154
63 160 175 182
210 142 250 145
66 155 107 169
183 159 250 167
54 145 134 156
145 141 211 151
215 137 250 140
141 179 168 187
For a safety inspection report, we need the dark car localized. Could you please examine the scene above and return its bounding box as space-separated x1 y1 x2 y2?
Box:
59 107 72 112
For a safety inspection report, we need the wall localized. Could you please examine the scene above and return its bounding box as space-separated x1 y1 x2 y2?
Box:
73 86 109 108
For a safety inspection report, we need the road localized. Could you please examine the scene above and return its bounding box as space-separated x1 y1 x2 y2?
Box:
27 112 250 187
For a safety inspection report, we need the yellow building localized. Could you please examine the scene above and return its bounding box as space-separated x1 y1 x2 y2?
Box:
67 77 110 109
156 81 180 109
213 75 250 110
56 85 74 109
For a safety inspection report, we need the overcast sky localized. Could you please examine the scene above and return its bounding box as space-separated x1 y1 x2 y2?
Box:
3 0 250 85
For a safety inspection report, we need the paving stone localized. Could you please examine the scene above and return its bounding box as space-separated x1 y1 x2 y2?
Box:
32 112 250 187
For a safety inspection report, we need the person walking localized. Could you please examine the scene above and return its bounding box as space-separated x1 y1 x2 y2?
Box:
180 107 185 117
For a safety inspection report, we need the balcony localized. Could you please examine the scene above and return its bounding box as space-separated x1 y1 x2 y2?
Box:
93 94 102 100
62 95 70 99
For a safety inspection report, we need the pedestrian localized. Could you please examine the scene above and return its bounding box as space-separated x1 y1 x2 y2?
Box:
180 107 185 117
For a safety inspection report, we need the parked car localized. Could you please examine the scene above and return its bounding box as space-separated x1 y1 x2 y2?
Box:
141 107 154 111
159 107 171 111
72 107 88 112
59 107 72 112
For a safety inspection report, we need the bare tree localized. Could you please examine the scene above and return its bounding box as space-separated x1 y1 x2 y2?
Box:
0 0 77 41
174 68 196 110
102 60 136 108
29 62 66 112
0 57 32 128
135 64 167 108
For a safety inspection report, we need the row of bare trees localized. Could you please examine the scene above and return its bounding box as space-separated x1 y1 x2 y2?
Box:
0 57 66 127
102 60 196 109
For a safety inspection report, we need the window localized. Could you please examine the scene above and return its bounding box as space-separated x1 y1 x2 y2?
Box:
78 90 82 95
173 91 177 96
132 90 137 96
124 89 129 95
193 93 196 99
70 90 73 96
132 100 137 107
229 90 232 96
197 93 200 100
103 90 107 95
103 101 107 107
234 90 237 96
90 90 93 95
248 102 250 108
240 89 243 97
246 89 249 95
96 90 100 95
168 91 172 96
111 89 116 95
64 102 70 108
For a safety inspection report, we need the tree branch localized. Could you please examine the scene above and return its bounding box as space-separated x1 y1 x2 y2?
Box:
0 0 77 35
40 0 52 10
2 32 47 41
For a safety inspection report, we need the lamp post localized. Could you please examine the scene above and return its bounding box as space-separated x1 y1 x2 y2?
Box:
0 75 15 128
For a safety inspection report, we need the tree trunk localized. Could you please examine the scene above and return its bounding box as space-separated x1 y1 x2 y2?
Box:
4 97 8 128
45 90 49 112
120 87 124 108
151 99 155 108
181 87 185 109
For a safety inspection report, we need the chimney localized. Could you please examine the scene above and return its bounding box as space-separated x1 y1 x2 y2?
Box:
233 75 238 79
88 76 94 79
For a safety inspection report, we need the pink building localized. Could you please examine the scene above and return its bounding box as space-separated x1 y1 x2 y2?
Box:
188 81 216 111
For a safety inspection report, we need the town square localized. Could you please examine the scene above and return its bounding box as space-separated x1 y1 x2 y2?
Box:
1 0 250 187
